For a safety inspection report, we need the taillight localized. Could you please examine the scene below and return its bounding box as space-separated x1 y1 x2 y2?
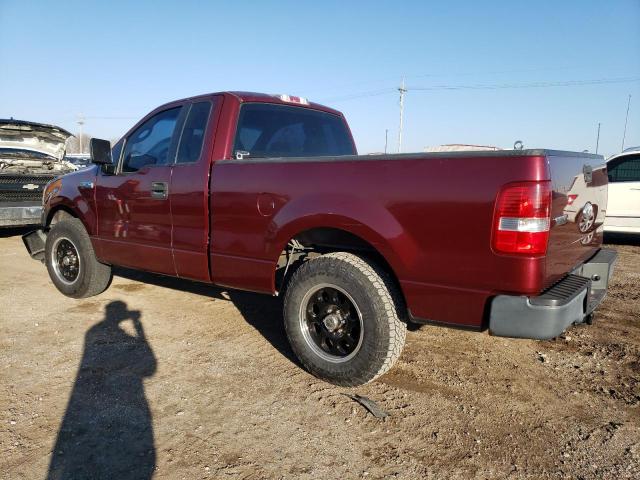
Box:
567 194 578 205
492 181 551 255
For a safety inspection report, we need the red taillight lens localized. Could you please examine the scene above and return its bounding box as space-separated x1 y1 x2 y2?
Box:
493 181 551 255
567 194 578 205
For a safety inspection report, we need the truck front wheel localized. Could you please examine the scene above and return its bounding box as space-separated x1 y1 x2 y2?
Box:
45 218 112 298
283 252 407 386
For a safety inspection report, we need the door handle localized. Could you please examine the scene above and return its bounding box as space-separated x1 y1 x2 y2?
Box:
150 182 168 199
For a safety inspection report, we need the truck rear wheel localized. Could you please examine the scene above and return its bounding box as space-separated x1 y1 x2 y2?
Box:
283 252 406 386
45 218 112 298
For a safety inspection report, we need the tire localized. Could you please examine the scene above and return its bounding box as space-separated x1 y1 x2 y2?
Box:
283 252 407 386
45 218 112 298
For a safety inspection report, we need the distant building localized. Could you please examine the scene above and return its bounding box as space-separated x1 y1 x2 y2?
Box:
424 144 502 153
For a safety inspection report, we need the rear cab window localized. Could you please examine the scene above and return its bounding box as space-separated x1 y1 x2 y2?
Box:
233 103 355 159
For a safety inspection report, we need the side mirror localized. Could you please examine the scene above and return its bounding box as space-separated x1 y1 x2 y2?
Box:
90 138 113 165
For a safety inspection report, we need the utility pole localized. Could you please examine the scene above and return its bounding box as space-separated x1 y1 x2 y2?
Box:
397 77 407 153
77 114 85 154
595 122 601 154
621 94 631 152
384 129 388 154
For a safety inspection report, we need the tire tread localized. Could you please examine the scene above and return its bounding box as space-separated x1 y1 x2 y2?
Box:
284 251 406 386
45 218 112 298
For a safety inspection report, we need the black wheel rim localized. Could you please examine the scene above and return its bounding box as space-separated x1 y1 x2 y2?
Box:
299 284 363 363
52 237 80 284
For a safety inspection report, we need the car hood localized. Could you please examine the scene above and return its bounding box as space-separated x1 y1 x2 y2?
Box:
0 119 73 161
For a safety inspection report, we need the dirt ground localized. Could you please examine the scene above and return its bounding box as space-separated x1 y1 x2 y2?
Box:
1 228 638 480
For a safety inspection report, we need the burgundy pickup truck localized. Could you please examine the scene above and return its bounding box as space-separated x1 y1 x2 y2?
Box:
23 91 617 386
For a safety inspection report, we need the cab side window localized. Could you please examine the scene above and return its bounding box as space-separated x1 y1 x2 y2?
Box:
176 102 212 164
608 154 640 182
121 107 181 173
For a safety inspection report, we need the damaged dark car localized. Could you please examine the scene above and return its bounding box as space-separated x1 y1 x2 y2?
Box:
0 119 77 227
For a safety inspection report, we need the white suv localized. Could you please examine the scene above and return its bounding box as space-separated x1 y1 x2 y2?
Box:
605 147 640 234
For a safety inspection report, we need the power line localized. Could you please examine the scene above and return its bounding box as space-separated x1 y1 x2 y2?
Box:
406 65 595 80
328 76 639 156
322 76 640 103
319 88 396 103
408 76 640 91
305 65 608 96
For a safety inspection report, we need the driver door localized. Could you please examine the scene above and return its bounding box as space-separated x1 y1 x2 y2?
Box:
95 106 184 274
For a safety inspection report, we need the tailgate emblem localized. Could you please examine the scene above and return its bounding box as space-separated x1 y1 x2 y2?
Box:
22 183 39 190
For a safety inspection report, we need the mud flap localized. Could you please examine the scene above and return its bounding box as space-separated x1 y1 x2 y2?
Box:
22 229 47 262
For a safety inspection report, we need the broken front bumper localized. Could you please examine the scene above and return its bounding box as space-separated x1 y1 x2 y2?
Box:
489 248 617 339
0 203 42 227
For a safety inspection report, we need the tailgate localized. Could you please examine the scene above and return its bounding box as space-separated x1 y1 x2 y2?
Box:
545 151 607 286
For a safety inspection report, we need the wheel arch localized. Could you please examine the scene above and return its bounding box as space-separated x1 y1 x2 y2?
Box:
273 224 408 314
46 205 78 226
266 192 422 277
45 197 96 235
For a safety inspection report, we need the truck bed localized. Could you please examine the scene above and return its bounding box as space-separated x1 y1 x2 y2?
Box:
210 148 604 328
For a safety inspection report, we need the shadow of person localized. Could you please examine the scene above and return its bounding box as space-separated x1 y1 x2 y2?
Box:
47 301 157 480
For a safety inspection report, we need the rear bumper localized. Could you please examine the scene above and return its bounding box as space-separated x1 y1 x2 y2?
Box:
0 203 42 227
489 248 617 339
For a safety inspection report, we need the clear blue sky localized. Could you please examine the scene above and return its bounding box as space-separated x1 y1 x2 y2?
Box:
1 0 639 157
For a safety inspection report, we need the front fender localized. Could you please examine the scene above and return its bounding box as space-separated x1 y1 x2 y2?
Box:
44 167 98 235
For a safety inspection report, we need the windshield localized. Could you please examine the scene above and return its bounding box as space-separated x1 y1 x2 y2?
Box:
0 148 56 160
233 103 355 159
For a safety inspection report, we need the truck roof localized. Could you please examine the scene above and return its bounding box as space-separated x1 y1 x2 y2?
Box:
227 92 342 116
156 91 343 117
